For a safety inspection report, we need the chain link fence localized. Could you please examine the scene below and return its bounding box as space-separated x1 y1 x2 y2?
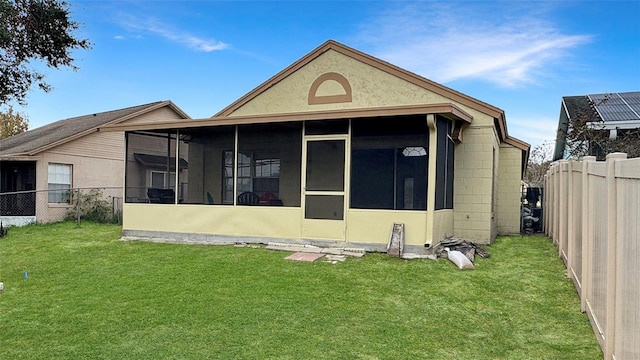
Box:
0 187 123 227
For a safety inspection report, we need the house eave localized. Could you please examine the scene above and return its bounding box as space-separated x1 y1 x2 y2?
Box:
0 154 38 161
21 101 190 156
101 103 474 133
586 120 640 130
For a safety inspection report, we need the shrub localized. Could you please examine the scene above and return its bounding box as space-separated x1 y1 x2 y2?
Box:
65 189 119 224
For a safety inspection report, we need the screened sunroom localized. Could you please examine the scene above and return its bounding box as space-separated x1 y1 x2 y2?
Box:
110 40 527 247
122 113 456 249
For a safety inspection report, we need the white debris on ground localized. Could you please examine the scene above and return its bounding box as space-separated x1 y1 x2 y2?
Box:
400 253 438 260
324 254 347 264
265 242 366 257
431 236 491 270
121 233 488 267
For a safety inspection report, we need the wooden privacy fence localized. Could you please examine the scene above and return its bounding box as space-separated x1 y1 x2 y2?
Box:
545 153 639 360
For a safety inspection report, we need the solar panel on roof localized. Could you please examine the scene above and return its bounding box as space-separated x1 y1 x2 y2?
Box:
620 91 640 116
588 91 640 122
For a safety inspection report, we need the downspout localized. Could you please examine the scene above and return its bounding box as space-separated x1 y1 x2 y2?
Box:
175 129 180 204
425 114 438 246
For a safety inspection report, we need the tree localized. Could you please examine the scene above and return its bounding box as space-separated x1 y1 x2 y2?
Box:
564 115 640 160
525 140 553 188
0 105 29 138
562 94 640 160
0 0 90 105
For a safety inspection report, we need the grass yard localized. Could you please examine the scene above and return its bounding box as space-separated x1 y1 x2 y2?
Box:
0 222 601 359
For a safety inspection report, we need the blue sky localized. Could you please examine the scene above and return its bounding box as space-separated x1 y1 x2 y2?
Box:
6 0 640 149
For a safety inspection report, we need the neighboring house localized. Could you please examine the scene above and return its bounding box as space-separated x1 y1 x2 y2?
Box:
105 40 529 250
553 91 640 161
0 101 190 226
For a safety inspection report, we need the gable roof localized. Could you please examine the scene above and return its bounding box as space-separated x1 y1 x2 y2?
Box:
214 40 503 118
0 101 188 157
553 91 640 160
100 40 527 154
212 40 527 151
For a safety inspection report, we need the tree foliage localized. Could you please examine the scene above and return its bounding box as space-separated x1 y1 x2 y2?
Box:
562 95 640 160
0 105 29 139
525 140 553 188
564 115 640 160
0 0 90 105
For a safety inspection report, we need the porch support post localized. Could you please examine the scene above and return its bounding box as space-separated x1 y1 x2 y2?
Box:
425 114 437 246
174 129 180 204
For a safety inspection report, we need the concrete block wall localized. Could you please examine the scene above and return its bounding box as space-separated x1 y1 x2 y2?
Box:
496 145 523 235
453 126 497 244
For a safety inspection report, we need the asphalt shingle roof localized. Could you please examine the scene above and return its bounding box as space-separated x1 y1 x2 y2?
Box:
0 101 164 156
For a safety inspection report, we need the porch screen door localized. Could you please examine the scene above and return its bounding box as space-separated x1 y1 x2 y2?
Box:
302 138 347 241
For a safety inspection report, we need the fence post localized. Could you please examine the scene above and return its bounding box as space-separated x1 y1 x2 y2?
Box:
76 189 81 228
566 160 575 278
580 156 595 313
552 163 560 245
548 165 555 238
543 173 548 235
605 153 626 360
558 160 568 258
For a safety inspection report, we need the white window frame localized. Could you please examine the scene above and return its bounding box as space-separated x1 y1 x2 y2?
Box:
149 170 176 190
48 163 73 204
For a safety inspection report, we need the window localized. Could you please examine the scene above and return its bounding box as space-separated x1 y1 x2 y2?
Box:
253 155 280 197
435 116 455 210
234 123 302 206
225 151 281 203
150 171 176 190
350 116 428 210
48 163 72 203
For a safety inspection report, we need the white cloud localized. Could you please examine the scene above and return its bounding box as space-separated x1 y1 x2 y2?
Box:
357 2 591 87
507 115 559 148
116 14 228 52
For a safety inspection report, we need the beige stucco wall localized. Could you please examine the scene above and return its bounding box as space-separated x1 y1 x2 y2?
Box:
123 204 432 251
228 50 495 127
496 145 523 235
452 124 499 244
346 209 427 247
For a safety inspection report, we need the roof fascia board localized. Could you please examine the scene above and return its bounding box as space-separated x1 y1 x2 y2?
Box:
587 94 605 121
27 127 102 156
103 103 473 133
27 101 188 156
213 41 336 117
553 98 572 161
586 120 640 130
504 135 530 151
0 154 39 161
502 136 530 178
164 101 191 120
330 41 506 120
213 40 506 122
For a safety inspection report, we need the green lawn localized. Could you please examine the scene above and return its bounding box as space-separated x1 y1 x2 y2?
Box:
0 222 601 359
